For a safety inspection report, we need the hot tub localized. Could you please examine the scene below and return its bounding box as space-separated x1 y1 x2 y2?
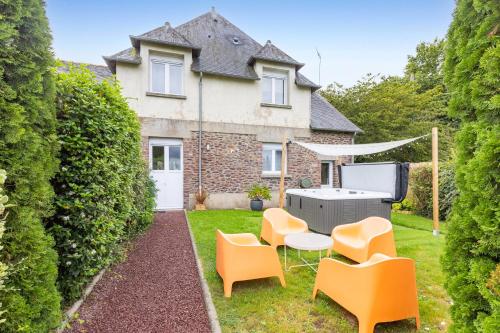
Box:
286 162 409 234
286 188 392 234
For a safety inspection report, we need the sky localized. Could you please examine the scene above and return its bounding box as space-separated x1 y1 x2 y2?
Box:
46 0 455 87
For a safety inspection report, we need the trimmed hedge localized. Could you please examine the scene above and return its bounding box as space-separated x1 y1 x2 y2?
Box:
46 65 155 303
442 0 500 331
0 0 62 331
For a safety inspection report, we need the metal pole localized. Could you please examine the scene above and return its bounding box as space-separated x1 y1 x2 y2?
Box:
198 72 203 194
432 127 439 236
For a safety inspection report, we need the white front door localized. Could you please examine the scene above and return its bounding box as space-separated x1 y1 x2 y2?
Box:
149 138 183 210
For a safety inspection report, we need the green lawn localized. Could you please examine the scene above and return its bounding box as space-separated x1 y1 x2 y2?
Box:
188 210 451 333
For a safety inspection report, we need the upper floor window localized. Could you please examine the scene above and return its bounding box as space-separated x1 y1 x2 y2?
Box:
150 55 183 95
262 143 286 174
262 69 288 105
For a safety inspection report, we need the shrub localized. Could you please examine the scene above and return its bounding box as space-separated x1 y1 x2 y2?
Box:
46 65 155 303
0 1 62 331
126 166 156 237
392 198 415 212
407 163 457 220
408 165 433 218
442 0 500 331
247 184 272 201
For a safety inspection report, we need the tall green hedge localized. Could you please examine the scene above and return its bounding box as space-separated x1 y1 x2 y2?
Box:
442 0 499 332
0 170 10 326
46 65 155 303
0 1 61 331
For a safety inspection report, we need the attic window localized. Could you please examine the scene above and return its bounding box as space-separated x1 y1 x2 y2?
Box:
232 37 240 45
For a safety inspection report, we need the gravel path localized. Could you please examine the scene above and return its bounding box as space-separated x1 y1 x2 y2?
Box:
66 211 212 333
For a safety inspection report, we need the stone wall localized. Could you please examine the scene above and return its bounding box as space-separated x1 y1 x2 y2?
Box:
181 130 354 209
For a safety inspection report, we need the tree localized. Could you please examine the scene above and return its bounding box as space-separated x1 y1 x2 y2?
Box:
442 0 500 332
321 75 453 162
405 38 446 92
0 0 61 331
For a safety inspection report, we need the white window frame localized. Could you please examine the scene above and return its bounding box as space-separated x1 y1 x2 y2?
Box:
262 143 286 175
262 69 288 105
149 138 183 174
321 161 334 188
149 55 184 95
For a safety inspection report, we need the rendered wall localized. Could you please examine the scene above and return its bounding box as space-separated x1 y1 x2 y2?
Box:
116 43 312 129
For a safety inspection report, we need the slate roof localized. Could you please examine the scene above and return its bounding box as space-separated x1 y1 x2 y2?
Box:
249 40 304 68
310 93 362 133
130 22 200 53
296 72 321 89
103 48 141 73
58 61 113 82
175 12 262 79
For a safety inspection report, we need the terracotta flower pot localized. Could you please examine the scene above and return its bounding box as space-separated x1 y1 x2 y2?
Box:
195 203 206 211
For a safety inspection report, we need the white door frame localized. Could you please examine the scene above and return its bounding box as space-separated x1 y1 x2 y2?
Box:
149 138 183 210
320 161 334 188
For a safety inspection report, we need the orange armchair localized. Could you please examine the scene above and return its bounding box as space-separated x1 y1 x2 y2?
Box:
216 230 285 297
329 216 396 262
312 253 419 333
260 208 308 248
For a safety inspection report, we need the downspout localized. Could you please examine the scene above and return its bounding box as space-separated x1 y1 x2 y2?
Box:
198 72 203 194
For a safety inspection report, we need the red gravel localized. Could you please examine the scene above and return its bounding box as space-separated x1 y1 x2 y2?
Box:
66 211 212 333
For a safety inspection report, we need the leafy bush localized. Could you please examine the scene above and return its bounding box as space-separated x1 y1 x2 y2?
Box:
442 0 500 331
392 198 415 212
407 163 457 221
0 0 62 331
46 65 155 303
126 166 156 238
408 165 433 218
247 184 272 201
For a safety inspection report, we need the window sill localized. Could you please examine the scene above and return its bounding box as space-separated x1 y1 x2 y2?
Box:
146 92 187 99
260 103 292 109
261 173 291 179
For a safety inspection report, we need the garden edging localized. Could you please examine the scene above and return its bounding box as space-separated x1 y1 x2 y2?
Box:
56 268 106 333
184 209 222 333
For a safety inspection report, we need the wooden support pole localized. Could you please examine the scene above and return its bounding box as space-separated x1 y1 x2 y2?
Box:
279 137 287 208
432 127 439 236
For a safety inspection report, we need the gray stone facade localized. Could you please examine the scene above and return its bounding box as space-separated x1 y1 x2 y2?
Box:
140 118 353 209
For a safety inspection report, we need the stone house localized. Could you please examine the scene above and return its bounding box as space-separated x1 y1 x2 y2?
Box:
82 9 362 209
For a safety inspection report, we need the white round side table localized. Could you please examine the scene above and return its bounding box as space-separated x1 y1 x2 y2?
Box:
284 233 333 272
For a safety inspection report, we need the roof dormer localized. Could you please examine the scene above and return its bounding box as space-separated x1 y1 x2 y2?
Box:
248 40 304 69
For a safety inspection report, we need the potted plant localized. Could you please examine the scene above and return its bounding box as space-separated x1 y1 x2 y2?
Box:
195 189 208 210
246 183 271 211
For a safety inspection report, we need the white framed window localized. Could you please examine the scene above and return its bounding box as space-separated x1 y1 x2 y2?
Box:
262 69 288 105
321 161 333 188
149 55 183 95
262 143 286 174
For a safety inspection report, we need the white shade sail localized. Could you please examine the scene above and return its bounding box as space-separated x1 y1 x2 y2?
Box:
294 135 428 160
